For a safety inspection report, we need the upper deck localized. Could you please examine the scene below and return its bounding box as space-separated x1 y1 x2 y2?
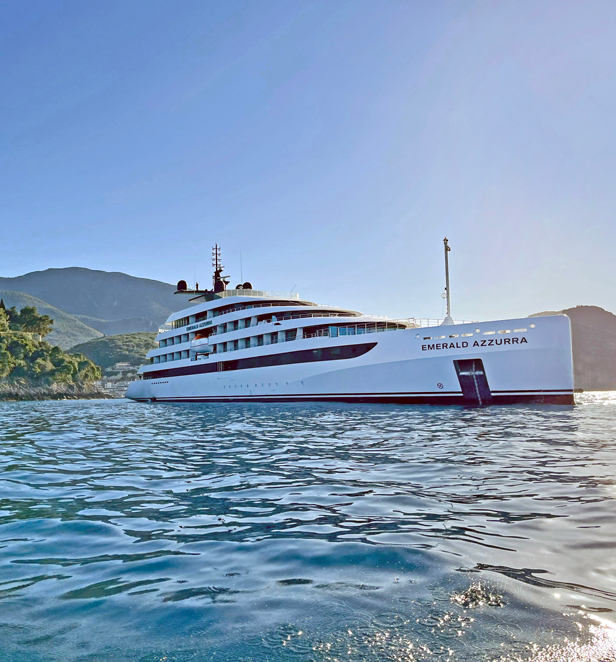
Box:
187 288 300 304
168 290 316 326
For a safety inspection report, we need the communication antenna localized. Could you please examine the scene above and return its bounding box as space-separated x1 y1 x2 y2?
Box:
211 244 229 292
212 244 223 284
441 237 454 326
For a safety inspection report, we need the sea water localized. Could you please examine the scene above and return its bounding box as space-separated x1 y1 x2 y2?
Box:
1 395 616 661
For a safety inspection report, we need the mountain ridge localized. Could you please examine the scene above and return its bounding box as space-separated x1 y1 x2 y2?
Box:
0 267 184 331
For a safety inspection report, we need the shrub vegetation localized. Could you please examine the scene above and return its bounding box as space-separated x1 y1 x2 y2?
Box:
0 301 101 384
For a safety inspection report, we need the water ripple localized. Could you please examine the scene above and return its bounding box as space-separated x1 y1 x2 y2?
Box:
0 396 615 660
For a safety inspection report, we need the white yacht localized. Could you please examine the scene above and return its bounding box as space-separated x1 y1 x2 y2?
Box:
125 242 574 406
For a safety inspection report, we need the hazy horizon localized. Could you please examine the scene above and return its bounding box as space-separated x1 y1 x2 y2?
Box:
2 0 615 321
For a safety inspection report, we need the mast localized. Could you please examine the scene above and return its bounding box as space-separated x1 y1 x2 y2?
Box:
211 244 229 292
442 237 453 325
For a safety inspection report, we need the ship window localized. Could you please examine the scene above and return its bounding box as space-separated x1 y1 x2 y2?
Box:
498 330 511 334
483 331 495 335
285 329 297 342
514 328 527 332
449 334 459 338
257 335 264 346
530 324 536 328
461 333 473 337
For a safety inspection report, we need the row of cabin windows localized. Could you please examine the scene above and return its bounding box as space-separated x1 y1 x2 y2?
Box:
172 300 318 329
164 311 359 347
198 323 406 359
159 333 190 348
153 332 295 363
152 322 406 364
152 350 190 364
160 320 407 353
211 329 297 354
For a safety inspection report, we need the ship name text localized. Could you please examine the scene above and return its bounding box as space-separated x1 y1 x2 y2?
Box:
422 337 528 352
186 320 213 332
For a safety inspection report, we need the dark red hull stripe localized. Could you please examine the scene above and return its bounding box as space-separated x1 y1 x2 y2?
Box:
131 391 574 405
143 342 377 380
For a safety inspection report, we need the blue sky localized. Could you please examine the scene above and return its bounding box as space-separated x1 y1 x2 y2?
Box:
1 0 615 321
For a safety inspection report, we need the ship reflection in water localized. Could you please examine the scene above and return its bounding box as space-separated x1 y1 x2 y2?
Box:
0 394 615 660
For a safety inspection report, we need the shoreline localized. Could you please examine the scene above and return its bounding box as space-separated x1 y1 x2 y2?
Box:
0 383 116 402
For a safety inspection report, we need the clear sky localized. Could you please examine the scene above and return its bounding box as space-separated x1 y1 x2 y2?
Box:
1 0 615 321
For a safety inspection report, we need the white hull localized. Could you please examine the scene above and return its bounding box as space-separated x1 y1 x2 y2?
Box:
126 315 574 405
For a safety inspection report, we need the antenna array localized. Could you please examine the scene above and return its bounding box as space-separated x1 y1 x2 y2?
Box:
211 244 224 273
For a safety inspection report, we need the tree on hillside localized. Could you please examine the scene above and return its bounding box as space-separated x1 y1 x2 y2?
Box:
0 308 8 333
5 306 17 323
9 306 54 336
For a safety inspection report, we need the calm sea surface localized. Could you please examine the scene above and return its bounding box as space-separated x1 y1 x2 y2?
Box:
1 395 616 661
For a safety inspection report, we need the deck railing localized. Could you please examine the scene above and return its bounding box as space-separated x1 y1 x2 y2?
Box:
401 317 478 328
191 289 300 302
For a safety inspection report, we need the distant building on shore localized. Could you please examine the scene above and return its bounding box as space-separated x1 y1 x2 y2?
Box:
111 362 132 372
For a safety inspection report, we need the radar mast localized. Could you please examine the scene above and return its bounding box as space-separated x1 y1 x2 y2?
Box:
212 244 229 293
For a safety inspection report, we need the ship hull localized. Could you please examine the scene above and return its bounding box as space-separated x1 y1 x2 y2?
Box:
126 315 574 406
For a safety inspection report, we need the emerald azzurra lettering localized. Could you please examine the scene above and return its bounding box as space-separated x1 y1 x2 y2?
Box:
422 341 469 351
186 320 213 332
421 337 528 351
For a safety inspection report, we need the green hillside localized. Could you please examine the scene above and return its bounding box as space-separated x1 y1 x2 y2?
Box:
0 290 102 349
70 333 157 370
